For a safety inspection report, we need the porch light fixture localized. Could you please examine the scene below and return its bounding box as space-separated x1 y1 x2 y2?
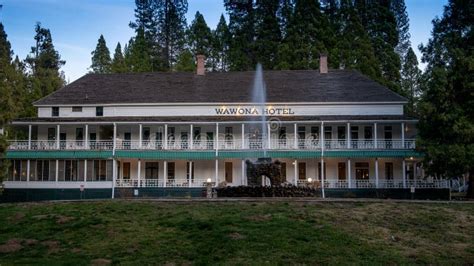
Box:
307 178 313 183
206 178 212 183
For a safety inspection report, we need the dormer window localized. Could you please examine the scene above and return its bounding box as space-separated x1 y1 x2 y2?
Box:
52 107 59 117
72 106 82 112
96 107 103 117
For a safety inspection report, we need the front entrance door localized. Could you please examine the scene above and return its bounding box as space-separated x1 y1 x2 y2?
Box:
122 162 131 179
225 162 233 183
338 162 346 180
298 162 306 180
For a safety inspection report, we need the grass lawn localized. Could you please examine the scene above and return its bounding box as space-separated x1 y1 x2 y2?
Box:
0 200 473 265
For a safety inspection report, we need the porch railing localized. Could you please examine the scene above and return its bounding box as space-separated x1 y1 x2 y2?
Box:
297 179 450 189
8 139 416 151
116 178 209 188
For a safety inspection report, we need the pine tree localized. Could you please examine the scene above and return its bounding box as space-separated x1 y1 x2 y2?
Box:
254 0 282 70
277 0 293 38
126 28 153 72
25 23 65 99
418 0 474 197
401 47 421 115
156 0 188 70
224 0 256 71
129 0 162 71
188 11 212 57
90 35 112 74
111 42 127 73
282 0 330 70
210 14 230 71
175 49 195 72
391 0 411 59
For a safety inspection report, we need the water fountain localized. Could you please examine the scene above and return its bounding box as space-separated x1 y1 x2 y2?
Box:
246 64 283 187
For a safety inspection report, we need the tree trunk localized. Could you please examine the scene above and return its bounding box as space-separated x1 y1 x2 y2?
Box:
467 170 474 199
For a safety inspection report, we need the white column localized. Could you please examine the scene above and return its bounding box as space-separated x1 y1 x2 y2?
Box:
401 122 405 148
402 159 406 188
112 159 116 198
113 123 117 155
85 124 89 149
294 123 298 149
190 124 193 150
56 124 60 149
28 125 32 149
241 123 245 149
84 159 88 182
267 123 271 149
346 122 351 148
215 159 219 185
293 160 298 185
320 122 324 150
375 158 379 188
26 160 30 182
215 123 219 155
413 161 417 179
347 159 352 188
241 159 245 185
321 158 325 198
163 161 168 187
139 124 143 149
374 123 378 149
55 159 59 182
137 159 141 187
164 124 168 149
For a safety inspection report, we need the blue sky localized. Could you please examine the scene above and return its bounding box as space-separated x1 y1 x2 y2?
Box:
0 0 447 82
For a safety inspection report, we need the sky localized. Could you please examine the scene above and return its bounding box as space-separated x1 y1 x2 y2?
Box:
0 0 448 82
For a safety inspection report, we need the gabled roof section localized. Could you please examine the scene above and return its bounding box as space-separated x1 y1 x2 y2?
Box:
34 69 407 105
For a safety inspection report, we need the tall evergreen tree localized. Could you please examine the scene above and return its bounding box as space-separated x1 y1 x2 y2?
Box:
391 0 411 59
210 14 231 71
126 28 153 72
175 49 195 72
401 47 421 115
90 35 112 74
156 0 188 69
277 0 293 38
25 23 65 99
188 11 212 57
418 0 474 197
111 42 127 73
224 0 256 71
281 0 330 70
254 0 282 70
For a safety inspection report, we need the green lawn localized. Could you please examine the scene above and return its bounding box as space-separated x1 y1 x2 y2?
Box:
0 200 473 265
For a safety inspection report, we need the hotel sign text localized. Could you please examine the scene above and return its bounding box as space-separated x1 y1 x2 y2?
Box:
215 107 295 116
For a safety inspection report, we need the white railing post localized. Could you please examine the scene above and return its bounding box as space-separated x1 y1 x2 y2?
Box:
55 159 59 182
28 125 32 150
112 159 116 198
139 124 143 149
241 123 245 149
26 160 30 182
163 161 167 187
164 124 168 150
321 121 324 151
85 124 89 149
294 123 298 149
84 159 88 183
347 122 350 149
113 123 117 155
56 124 60 149
190 124 193 150
215 123 219 156
321 158 325 198
188 161 193 187
374 123 378 149
293 160 298 185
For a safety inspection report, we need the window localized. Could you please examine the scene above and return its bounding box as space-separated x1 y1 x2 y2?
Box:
143 127 150 141
48 128 56 141
385 162 393 180
298 162 306 180
193 127 201 143
364 126 373 139
318 162 326 180
72 106 82 112
35 160 51 181
145 162 159 179
87 160 112 181
355 162 369 180
9 160 27 181
96 106 103 117
168 162 175 179
337 126 345 140
76 128 84 141
225 127 233 142
225 162 233 183
52 107 59 117
351 126 359 140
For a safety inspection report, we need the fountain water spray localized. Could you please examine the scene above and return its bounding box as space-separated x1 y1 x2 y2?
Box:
251 63 268 156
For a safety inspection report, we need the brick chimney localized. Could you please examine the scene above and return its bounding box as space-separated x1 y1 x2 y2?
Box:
196 55 205 76
319 54 328 74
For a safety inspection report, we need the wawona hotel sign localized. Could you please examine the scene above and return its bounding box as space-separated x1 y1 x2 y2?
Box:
215 107 295 116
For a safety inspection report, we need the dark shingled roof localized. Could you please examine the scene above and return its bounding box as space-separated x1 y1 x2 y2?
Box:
34 70 407 105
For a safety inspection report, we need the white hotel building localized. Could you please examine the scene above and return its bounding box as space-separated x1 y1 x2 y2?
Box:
3 56 450 200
